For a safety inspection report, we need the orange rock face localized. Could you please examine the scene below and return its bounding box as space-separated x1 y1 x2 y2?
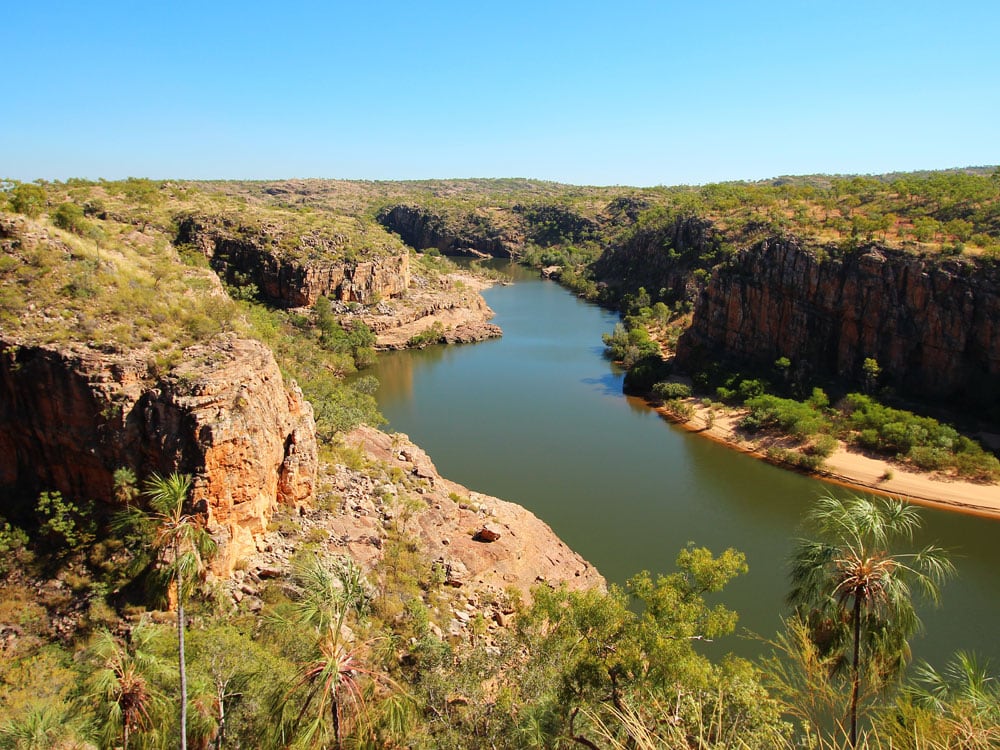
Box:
677 240 1000 409
0 334 318 574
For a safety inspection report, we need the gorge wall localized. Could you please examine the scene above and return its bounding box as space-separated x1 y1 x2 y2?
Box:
0 334 318 574
177 215 410 307
675 239 1000 413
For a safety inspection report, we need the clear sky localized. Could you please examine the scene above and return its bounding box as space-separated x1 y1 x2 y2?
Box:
4 1 998 186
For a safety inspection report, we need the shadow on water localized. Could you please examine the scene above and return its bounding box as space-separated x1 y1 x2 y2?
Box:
580 371 625 397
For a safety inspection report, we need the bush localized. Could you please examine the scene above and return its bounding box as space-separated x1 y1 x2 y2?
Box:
8 183 46 217
663 398 695 420
652 381 692 400
407 321 445 348
52 202 89 235
908 446 949 471
740 394 828 438
807 433 839 458
737 378 766 401
766 446 825 472
953 451 1000 481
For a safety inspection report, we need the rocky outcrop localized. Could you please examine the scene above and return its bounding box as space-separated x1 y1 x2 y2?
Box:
177 215 410 307
326 426 605 596
0 334 318 574
677 239 1000 411
377 205 523 257
362 278 503 349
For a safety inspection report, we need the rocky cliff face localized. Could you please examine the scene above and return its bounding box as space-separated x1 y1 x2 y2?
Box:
330 426 605 596
0 334 318 574
377 205 523 258
177 216 410 307
676 239 1000 411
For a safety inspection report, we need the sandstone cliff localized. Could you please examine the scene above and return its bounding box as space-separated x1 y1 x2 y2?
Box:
0 334 318 574
676 239 1000 412
177 215 410 307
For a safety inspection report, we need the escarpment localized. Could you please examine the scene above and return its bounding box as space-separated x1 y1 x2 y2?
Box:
676 240 1000 411
0 335 318 574
177 215 410 307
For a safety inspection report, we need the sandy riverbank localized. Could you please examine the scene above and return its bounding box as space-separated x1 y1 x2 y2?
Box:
656 400 1000 521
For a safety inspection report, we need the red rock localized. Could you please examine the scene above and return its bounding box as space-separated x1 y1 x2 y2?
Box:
473 527 501 543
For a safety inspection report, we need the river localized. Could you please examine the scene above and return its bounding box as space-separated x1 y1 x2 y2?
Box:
368 261 1000 668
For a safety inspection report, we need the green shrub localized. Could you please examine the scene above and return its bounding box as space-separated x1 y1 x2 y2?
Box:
652 381 692 400
908 446 949 471
664 398 695 420
408 321 445 348
52 203 89 235
737 378 766 401
740 394 828 438
807 433 839 458
8 183 46 217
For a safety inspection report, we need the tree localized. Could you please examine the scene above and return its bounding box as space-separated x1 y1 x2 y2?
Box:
8 183 46 218
119 473 217 750
861 357 881 394
79 625 171 750
895 651 1000 747
52 202 89 235
119 178 161 231
270 554 407 749
787 493 954 747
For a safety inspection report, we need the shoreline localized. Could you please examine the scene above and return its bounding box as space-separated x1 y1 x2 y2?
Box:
647 397 1000 522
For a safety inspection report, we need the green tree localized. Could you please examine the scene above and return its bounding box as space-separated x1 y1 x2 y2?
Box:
8 183 46 218
119 473 217 750
787 494 954 747
51 202 89 235
861 357 880 394
270 555 409 749
119 178 161 231
79 625 171 750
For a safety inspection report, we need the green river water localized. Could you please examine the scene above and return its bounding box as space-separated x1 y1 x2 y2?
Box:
368 262 1000 667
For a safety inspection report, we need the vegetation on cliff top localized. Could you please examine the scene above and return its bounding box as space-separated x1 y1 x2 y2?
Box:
3 170 1000 747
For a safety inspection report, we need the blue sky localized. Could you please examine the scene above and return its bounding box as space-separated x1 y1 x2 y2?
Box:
4 1 998 186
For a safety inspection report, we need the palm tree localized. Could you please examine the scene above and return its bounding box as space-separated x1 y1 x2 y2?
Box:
787 493 953 747
0 704 96 750
119 473 217 750
903 652 1000 747
270 554 410 748
79 625 170 750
